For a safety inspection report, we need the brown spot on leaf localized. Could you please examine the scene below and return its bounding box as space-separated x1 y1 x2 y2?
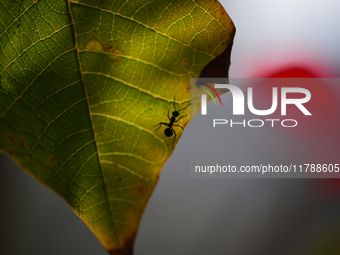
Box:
108 235 135 255
20 141 25 148
49 156 55 164
85 40 122 59
6 133 15 143
137 185 146 196
186 84 191 94
104 44 117 53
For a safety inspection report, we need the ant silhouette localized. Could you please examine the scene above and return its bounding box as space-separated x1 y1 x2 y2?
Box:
155 97 190 148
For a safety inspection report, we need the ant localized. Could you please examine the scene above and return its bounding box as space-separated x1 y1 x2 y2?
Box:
155 97 190 148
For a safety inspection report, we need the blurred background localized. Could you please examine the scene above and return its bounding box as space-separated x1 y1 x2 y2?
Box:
1 0 340 254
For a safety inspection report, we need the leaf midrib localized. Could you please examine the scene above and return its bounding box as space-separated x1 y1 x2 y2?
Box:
66 0 121 247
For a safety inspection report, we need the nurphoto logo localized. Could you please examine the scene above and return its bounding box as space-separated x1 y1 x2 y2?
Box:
197 83 312 128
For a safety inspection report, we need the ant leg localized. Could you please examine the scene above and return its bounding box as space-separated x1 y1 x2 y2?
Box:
173 124 184 129
154 122 168 130
172 128 177 149
154 123 162 130
174 115 187 122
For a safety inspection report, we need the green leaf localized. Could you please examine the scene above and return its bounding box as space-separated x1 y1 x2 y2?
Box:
0 0 235 253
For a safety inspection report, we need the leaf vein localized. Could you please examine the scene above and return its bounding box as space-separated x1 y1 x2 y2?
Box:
69 0 215 57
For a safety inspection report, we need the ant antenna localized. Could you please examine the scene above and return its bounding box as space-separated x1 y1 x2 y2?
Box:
173 95 191 112
178 102 190 112
173 95 177 111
